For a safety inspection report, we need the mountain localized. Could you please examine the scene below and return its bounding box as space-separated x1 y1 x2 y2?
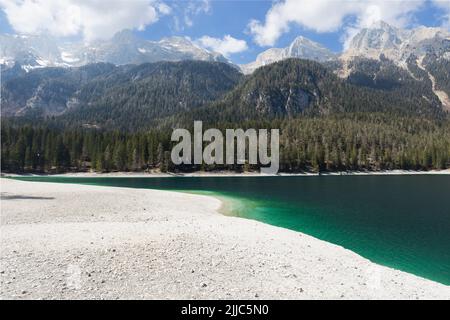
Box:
4 22 447 76
1 63 117 117
336 21 450 110
59 30 230 66
0 31 231 71
60 61 242 130
0 34 61 70
1 60 243 129
2 25 449 175
3 59 449 175
240 36 336 74
420 53 450 110
342 21 450 65
3 57 446 130
2 21 449 128
182 59 444 125
240 21 449 77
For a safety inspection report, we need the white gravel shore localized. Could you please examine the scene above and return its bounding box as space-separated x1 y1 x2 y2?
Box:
1 178 449 300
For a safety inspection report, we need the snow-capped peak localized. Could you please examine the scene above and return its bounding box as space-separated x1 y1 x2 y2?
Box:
347 20 403 54
286 36 336 61
342 20 450 64
240 36 336 74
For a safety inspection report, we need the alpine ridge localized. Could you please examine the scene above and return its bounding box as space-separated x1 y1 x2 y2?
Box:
0 30 230 71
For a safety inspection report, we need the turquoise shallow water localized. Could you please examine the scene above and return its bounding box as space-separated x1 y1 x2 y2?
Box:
9 175 450 285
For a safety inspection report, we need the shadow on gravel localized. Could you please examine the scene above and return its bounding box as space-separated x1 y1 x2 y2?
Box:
0 193 55 200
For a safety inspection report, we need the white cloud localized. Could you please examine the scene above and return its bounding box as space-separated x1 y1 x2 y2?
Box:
176 0 210 30
432 0 450 28
188 0 211 16
197 35 248 57
157 2 172 15
249 0 425 46
0 0 171 41
170 0 211 31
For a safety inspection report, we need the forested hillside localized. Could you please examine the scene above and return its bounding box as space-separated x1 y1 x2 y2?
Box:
1 63 117 116
423 53 450 96
177 59 445 125
346 56 438 103
1 60 243 130
59 61 243 130
1 59 449 174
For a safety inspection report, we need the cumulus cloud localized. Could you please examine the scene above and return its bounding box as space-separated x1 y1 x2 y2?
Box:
249 0 425 46
0 0 171 41
196 35 248 57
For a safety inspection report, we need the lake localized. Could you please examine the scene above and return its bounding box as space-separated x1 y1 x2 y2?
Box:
10 175 450 285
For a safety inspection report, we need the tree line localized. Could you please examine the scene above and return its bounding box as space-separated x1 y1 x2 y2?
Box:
2 113 449 173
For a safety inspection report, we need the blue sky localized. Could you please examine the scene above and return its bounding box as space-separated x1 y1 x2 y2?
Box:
1 0 450 64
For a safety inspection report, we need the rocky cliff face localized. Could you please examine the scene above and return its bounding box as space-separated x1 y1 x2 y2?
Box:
341 21 450 67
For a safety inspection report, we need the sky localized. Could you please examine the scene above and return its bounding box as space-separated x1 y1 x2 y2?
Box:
0 0 449 64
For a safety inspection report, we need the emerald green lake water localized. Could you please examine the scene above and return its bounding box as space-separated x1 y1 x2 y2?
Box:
10 175 450 285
